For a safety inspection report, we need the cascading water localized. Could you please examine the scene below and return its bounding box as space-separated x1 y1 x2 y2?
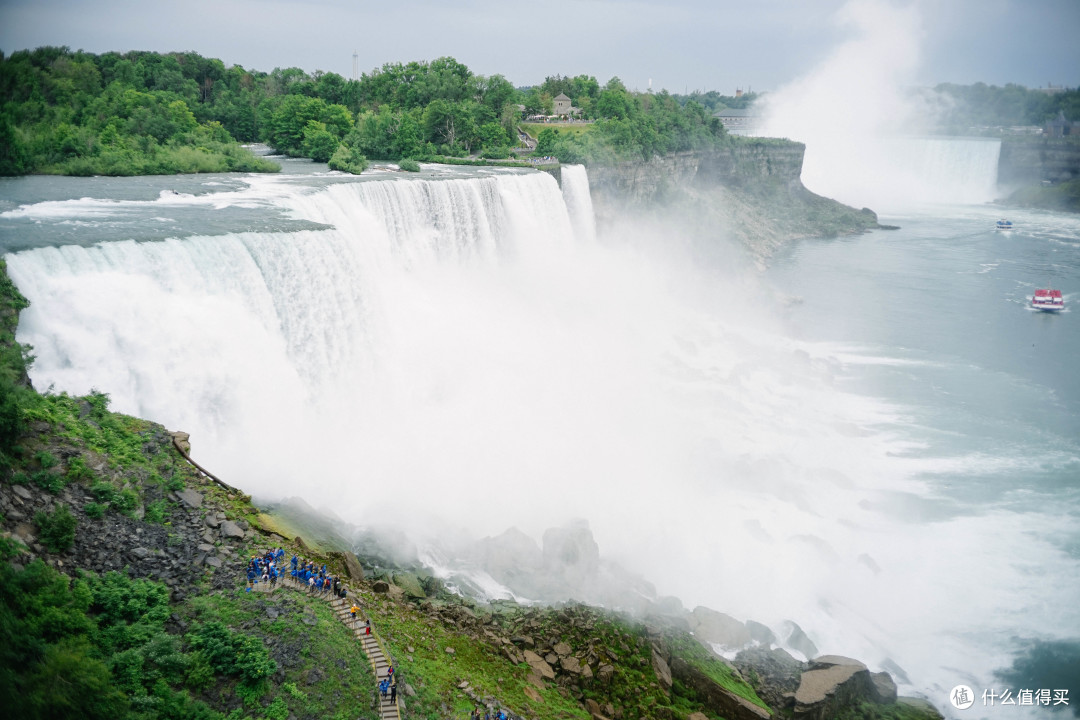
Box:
3 163 1078 717
796 135 1002 210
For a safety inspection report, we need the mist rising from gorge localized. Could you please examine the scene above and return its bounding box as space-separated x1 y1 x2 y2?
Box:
756 0 1000 211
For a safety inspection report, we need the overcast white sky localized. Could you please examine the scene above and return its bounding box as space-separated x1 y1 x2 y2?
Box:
1 0 1078 93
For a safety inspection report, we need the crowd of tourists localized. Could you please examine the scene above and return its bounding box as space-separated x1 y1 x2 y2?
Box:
245 548 346 600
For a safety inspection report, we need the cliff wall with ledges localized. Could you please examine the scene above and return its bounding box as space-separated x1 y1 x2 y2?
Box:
585 139 878 262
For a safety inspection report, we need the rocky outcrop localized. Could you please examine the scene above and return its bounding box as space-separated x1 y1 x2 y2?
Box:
793 656 877 720
585 140 879 261
733 647 807 711
998 136 1080 187
689 606 752 650
670 656 772 720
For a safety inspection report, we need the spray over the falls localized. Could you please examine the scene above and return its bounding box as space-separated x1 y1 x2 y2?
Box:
5 165 1078 716
756 0 1001 211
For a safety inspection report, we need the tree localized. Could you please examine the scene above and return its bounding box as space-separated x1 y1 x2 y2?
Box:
303 120 338 162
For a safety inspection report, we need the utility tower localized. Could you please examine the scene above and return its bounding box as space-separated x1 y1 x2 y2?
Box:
352 50 358 81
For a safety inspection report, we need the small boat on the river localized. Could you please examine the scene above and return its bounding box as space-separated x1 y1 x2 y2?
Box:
1031 288 1064 312
996 219 1013 230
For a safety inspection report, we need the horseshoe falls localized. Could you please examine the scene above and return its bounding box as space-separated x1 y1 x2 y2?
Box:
3 161 1078 718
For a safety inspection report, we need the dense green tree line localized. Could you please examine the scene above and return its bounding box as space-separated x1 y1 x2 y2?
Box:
672 89 761 114
533 81 728 164
0 47 279 175
1 47 735 174
931 82 1080 130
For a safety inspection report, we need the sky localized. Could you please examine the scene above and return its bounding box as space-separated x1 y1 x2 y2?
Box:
1 0 1079 93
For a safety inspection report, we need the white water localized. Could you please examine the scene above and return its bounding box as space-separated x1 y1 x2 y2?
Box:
798 135 1001 210
4 164 1078 717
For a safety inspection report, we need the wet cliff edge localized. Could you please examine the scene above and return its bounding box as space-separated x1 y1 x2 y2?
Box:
581 138 884 262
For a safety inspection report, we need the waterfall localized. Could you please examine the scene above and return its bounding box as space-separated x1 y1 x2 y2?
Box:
798 135 1002 210
8 164 1043 700
560 164 597 244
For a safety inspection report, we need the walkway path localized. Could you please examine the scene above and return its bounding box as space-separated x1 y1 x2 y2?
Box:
252 577 400 720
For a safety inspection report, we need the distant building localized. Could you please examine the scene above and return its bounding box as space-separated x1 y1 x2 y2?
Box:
713 107 760 135
553 93 580 118
1046 110 1080 137
1034 83 1067 95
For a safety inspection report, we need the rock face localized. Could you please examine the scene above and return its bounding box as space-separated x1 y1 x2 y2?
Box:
998 136 1080 186
670 657 772 720
651 649 672 690
586 141 880 261
342 551 365 580
779 620 819 661
733 647 807 711
689 606 752 650
793 656 877 720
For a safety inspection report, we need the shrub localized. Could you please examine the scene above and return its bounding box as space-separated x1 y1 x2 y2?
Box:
111 488 139 515
186 621 276 685
144 499 169 524
84 502 105 519
398 158 421 172
90 481 116 502
32 469 67 493
327 144 368 174
66 456 94 482
36 450 59 469
34 504 77 552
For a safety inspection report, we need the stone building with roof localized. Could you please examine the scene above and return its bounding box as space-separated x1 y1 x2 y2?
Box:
553 93 580 118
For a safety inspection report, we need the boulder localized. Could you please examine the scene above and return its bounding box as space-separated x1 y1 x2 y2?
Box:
779 621 818 661
651 649 672 690
372 580 390 593
175 489 203 508
745 620 777 646
523 685 542 702
524 650 556 680
170 431 191 453
13 523 36 546
220 520 245 539
733 647 806 711
560 655 584 675
870 672 897 704
554 641 573 657
12 485 32 501
794 656 874 720
597 664 615 685
690 606 752 650
342 551 365 580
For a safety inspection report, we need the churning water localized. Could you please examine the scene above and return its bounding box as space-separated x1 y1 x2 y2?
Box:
1 156 1077 717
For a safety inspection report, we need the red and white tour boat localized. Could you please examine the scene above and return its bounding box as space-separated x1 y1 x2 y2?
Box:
1031 288 1065 312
